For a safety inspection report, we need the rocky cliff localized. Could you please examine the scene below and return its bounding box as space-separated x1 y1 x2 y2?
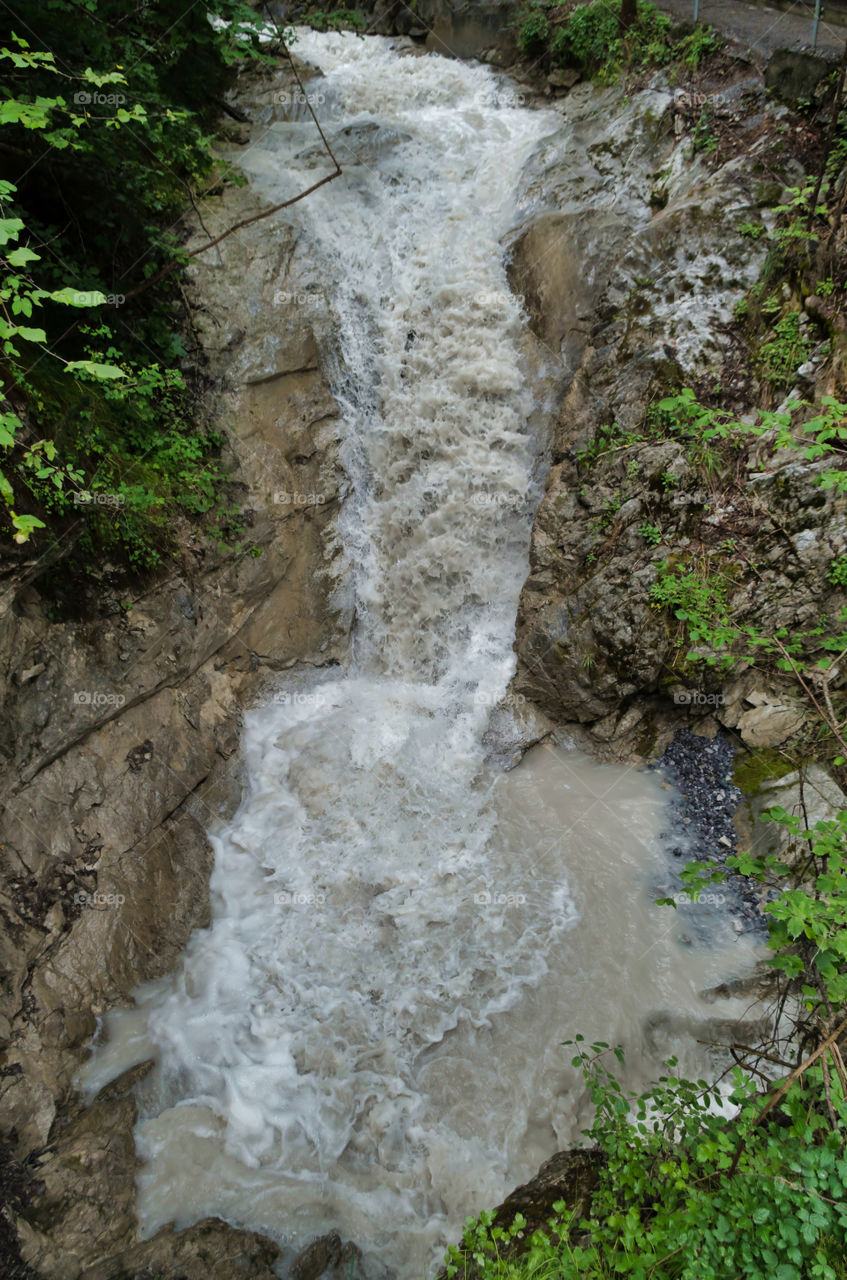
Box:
508 64 847 763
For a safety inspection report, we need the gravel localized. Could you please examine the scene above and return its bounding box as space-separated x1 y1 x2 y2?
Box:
651 729 769 938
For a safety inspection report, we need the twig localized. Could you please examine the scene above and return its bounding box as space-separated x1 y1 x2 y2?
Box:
728 1015 847 1176
695 1040 796 1071
118 32 342 305
120 171 341 304
830 1041 847 1094
769 633 847 758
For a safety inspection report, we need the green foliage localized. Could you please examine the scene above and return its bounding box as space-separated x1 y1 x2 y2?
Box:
576 418 640 468
758 311 811 387
513 0 721 79
555 0 642 72
674 24 721 69
445 799 847 1278
517 2 551 53
578 388 847 499
692 104 717 154
447 1038 847 1280
733 806 847 1013
827 556 847 588
638 521 662 545
651 552 847 673
301 7 368 32
0 1 281 568
738 220 767 240
649 559 739 664
650 388 847 490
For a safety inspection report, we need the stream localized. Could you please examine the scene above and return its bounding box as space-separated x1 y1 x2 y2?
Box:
82 32 764 1278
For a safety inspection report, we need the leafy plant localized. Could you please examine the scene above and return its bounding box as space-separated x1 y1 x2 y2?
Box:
517 2 551 53
758 311 811 387
447 1036 847 1280
638 521 662 545
512 0 720 80
692 104 717 154
675 23 722 69
828 557 847 588
0 1 281 568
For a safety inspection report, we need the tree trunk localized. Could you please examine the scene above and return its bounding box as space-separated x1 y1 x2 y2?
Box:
620 0 637 30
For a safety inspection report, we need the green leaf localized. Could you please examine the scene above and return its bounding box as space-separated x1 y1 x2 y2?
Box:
11 511 46 542
10 324 46 343
64 359 126 379
50 287 106 307
5 245 39 267
0 218 23 246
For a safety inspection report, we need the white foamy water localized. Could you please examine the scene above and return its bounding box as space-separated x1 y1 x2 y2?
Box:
82 34 765 1278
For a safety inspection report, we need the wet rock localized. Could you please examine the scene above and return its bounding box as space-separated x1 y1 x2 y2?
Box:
765 48 836 107
513 73 846 756
547 68 581 91
291 1231 344 1280
743 763 847 861
290 1231 364 1280
735 690 805 748
644 1009 773 1055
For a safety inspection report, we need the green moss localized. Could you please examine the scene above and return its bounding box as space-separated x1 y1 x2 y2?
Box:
732 747 801 796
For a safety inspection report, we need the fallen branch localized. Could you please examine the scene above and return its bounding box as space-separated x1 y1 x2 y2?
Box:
120 167 341 303
728 1015 847 1176
119 32 342 305
769 632 847 759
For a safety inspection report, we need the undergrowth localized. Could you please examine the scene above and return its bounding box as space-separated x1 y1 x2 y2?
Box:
514 0 722 79
0 1 289 576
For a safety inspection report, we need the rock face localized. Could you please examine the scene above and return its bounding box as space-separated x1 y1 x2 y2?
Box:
337 0 522 62
511 70 847 759
0 63 349 1278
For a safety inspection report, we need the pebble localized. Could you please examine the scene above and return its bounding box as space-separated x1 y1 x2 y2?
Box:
651 730 766 938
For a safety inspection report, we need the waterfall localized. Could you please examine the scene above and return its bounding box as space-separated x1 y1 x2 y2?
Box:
82 34 762 1277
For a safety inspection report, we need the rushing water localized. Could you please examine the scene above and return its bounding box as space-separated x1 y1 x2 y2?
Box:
82 34 763 1278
